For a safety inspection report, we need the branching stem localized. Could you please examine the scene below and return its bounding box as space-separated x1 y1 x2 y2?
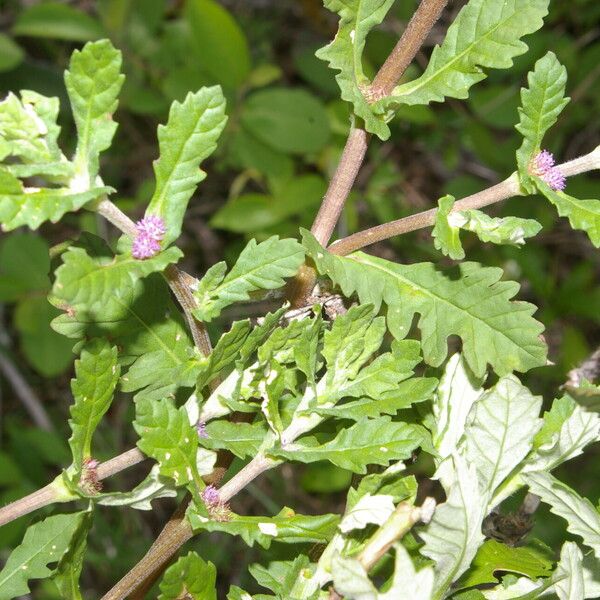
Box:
330 146 600 256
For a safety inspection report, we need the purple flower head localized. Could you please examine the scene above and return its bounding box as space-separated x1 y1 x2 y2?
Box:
132 233 161 260
543 168 566 192
136 215 166 241
202 485 220 507
80 457 102 495
530 150 567 192
196 420 208 439
532 150 555 174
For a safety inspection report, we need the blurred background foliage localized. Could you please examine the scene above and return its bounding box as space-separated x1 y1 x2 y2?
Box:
0 0 599 597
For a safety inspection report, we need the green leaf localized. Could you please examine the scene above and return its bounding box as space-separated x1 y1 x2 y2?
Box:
0 511 87 599
13 3 105 41
526 395 600 472
271 417 426 474
421 455 486 600
516 52 569 193
461 540 553 588
303 230 547 378
0 35 24 72
249 556 312 598
432 194 465 259
240 88 330 155
380 0 549 108
188 505 339 549
315 0 395 140
316 377 437 421
184 0 250 90
52 509 93 600
211 175 325 234
193 237 304 322
0 233 50 301
451 210 542 246
200 420 269 459
158 551 217 600
51 234 182 314
0 169 110 231
525 471 600 556
134 397 211 488
432 197 542 259
333 544 435 600
65 40 124 185
146 86 227 245
431 354 484 472
554 542 585 600
465 376 542 500
536 181 600 248
68 339 120 475
97 465 177 510
0 91 63 164
338 493 395 533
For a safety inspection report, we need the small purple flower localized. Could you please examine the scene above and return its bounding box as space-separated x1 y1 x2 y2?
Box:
196 420 208 439
136 215 166 241
532 150 555 173
543 168 566 192
132 233 161 259
530 150 567 192
202 485 220 507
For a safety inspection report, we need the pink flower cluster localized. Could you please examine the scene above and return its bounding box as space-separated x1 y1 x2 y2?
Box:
530 150 566 192
80 457 102 495
132 215 166 259
201 485 231 521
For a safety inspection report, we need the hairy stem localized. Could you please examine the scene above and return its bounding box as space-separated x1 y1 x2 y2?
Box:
357 498 436 571
370 0 449 96
291 0 449 305
329 146 600 256
0 449 146 527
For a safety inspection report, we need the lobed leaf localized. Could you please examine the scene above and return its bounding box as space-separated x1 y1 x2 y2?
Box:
0 512 87 599
271 417 426 474
432 194 465 259
200 420 269 459
158 551 217 600
516 52 570 193
51 509 93 600
97 465 177 510
452 209 542 247
0 169 110 231
465 375 542 500
147 86 227 245
554 542 585 600
193 236 304 322
65 40 124 186
525 395 600 473
380 0 549 108
536 181 600 248
188 505 340 549
134 397 211 488
460 540 553 588
303 231 547 378
315 0 395 140
525 471 600 557
421 455 486 600
68 339 120 475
